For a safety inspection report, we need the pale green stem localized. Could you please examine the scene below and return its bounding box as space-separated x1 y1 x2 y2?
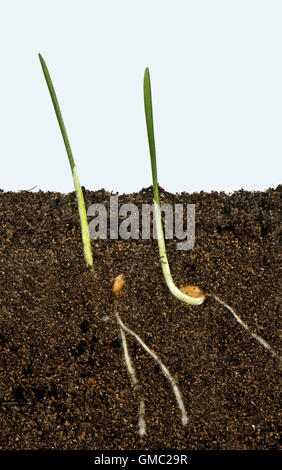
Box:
72 167 94 269
154 203 204 305
39 53 94 271
144 67 204 306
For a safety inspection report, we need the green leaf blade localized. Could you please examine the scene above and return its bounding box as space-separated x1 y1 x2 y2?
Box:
38 53 75 171
143 67 159 204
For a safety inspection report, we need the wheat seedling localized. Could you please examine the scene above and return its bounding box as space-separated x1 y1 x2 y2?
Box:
143 66 281 363
143 68 205 306
39 54 94 273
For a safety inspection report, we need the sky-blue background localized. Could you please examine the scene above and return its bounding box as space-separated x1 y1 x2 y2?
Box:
1 0 281 194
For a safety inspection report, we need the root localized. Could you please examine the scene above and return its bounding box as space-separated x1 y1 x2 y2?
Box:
119 326 146 437
116 310 188 430
207 293 282 363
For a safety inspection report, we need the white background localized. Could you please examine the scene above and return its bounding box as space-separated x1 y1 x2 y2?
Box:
0 0 281 194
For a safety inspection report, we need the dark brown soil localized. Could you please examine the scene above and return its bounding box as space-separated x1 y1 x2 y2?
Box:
0 185 281 450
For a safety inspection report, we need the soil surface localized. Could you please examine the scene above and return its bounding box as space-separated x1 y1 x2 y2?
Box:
0 186 281 450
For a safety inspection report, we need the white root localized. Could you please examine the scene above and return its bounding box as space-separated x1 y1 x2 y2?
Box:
116 311 188 427
119 326 147 437
138 399 146 438
208 293 282 363
119 327 138 386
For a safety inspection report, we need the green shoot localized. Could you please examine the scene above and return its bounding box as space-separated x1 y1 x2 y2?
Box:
143 67 204 306
38 54 94 273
